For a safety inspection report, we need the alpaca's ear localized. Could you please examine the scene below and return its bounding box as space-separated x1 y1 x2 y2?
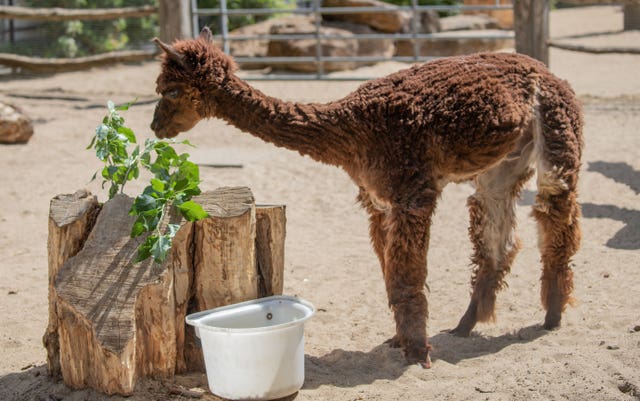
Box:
199 26 214 43
153 37 187 69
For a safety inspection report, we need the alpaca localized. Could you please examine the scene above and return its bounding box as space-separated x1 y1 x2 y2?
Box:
151 27 583 368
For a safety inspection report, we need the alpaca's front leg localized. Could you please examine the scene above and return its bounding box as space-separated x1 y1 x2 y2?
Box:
383 198 437 368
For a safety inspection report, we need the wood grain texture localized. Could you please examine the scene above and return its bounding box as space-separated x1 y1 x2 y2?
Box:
55 194 178 394
256 205 286 297
44 189 99 378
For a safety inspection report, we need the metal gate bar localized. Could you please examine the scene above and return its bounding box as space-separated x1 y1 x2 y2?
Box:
191 1 514 80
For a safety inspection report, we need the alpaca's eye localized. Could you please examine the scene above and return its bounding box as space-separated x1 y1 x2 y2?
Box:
165 89 180 99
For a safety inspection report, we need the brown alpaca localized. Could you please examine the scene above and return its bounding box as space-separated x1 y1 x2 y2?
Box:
151 28 583 368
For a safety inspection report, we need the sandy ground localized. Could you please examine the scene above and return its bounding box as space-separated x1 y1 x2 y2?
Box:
1 5 639 401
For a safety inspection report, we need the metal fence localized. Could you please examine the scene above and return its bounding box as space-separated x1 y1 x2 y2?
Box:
191 0 515 80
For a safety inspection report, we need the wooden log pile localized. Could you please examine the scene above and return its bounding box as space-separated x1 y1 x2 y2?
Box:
43 187 285 395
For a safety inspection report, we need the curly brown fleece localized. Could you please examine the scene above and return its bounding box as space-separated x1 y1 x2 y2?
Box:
151 27 583 368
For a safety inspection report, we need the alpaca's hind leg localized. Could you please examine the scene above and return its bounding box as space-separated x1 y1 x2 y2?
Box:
383 191 438 367
533 164 581 329
358 188 388 276
451 158 535 337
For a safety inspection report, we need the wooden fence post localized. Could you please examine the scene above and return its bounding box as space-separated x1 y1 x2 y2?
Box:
514 0 549 65
624 3 640 30
158 0 192 42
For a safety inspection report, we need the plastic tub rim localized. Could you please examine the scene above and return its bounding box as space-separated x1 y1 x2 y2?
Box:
185 294 315 334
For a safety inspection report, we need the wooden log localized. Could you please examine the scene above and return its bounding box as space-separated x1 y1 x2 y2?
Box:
0 50 157 73
43 189 100 379
158 0 192 42
54 194 182 394
0 5 157 21
46 187 286 395
514 0 550 65
256 205 286 297
624 4 640 30
548 40 640 55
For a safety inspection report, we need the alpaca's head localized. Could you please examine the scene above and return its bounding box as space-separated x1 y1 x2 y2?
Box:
151 27 237 138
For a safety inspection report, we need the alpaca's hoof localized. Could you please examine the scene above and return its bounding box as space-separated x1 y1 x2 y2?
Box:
404 347 432 369
447 325 472 338
543 311 562 330
384 335 402 348
542 320 561 331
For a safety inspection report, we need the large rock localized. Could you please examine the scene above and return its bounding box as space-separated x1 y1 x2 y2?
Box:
440 14 501 32
0 102 34 144
395 29 513 58
462 0 513 29
267 17 395 72
322 0 411 33
225 16 302 70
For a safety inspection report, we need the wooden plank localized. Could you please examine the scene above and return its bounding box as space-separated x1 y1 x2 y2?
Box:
0 5 156 21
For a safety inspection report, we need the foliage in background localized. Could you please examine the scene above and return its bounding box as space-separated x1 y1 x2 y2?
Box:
197 0 295 33
20 0 158 57
88 101 208 264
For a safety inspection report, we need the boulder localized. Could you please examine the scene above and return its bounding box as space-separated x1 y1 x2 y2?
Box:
395 29 513 58
440 14 501 32
267 17 395 72
462 0 513 29
0 102 34 144
322 0 411 33
225 16 303 70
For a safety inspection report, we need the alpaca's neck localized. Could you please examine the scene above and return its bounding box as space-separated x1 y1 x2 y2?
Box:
206 75 355 167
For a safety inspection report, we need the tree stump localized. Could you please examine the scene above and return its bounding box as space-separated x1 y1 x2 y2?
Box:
44 187 286 395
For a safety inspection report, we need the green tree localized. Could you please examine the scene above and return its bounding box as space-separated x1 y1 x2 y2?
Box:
24 0 158 57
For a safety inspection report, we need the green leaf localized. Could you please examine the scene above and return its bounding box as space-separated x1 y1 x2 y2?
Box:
108 183 118 199
86 135 96 150
117 126 136 144
134 236 154 263
130 220 146 238
167 223 181 237
150 178 165 193
95 124 110 140
179 139 196 148
116 98 137 111
131 193 158 214
151 234 172 264
177 201 209 221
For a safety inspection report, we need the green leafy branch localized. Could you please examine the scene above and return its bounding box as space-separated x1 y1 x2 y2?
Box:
88 100 208 264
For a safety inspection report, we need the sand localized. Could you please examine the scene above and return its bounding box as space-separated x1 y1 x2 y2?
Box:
0 5 639 401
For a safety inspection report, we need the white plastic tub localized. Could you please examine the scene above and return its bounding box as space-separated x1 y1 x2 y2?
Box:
185 295 315 400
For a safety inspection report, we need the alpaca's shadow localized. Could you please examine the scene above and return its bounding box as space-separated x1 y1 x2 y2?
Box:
304 325 547 389
516 161 640 250
304 344 409 389
581 203 640 250
429 324 548 365
583 161 640 249
588 161 640 195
